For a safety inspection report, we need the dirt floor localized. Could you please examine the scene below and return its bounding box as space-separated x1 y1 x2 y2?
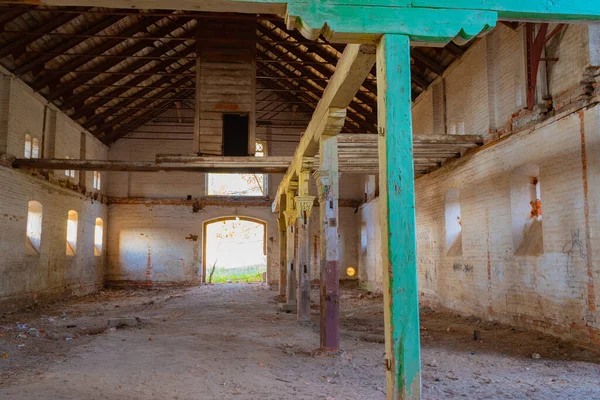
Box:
1 283 599 399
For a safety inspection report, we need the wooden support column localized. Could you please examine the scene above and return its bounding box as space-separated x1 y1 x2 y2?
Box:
0 75 11 155
315 120 341 350
376 34 421 399
278 193 287 302
78 132 87 189
283 185 299 309
193 21 201 154
278 222 287 301
294 165 315 323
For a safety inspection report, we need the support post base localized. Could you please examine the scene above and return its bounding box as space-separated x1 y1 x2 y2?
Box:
278 302 297 313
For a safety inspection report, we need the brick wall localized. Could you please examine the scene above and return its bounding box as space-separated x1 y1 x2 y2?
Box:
359 24 600 345
106 202 358 286
0 166 108 311
0 71 109 310
106 104 361 286
360 104 600 344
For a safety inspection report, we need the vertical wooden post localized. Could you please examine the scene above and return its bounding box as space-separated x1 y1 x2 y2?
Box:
376 34 421 399
0 75 11 154
315 132 339 350
284 185 298 308
78 132 87 189
295 167 315 323
193 20 202 154
278 213 287 302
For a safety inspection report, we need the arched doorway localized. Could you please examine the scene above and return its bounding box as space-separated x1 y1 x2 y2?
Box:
203 217 267 283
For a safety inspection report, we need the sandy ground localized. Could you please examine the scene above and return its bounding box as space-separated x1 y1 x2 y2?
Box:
0 283 599 399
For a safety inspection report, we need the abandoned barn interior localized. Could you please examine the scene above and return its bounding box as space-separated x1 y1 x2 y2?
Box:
1 1 600 399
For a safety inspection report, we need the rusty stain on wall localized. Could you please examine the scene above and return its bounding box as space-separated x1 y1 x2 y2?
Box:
185 234 199 241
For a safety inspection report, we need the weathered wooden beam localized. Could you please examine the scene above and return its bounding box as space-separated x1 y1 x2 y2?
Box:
256 38 374 132
74 54 196 124
193 20 202 154
272 43 377 212
13 15 128 77
258 23 378 126
0 8 88 60
377 34 421 399
62 20 195 112
411 49 444 75
31 15 165 91
13 156 292 173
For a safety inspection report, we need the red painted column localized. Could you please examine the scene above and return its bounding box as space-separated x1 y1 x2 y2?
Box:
315 133 339 350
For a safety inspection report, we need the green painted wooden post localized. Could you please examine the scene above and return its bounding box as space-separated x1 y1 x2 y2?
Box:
376 34 421 400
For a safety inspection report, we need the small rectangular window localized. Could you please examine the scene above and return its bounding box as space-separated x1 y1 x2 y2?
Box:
93 171 101 190
94 218 103 256
26 201 43 255
24 135 32 158
66 210 78 256
32 138 39 159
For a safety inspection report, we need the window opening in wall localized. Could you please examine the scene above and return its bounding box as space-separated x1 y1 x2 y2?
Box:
64 157 75 178
510 164 543 256
445 188 463 256
94 218 103 256
24 134 32 158
93 171 101 190
26 200 43 255
66 210 78 256
203 217 267 284
206 141 267 196
31 138 39 159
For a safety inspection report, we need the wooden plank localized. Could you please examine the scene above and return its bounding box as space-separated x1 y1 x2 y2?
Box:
377 34 421 399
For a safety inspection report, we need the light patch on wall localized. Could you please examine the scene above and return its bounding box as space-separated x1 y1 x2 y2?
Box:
26 200 42 255
445 188 463 256
94 218 103 256
24 134 32 158
66 210 78 256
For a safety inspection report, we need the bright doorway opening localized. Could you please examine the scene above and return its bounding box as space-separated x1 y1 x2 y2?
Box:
203 217 267 283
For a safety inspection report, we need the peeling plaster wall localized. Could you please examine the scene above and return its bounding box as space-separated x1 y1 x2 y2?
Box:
0 73 109 311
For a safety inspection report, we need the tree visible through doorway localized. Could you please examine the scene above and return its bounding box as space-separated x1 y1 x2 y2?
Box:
205 218 266 283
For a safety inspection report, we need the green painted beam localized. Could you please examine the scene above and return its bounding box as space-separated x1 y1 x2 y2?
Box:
376 33 421 399
7 0 600 44
286 5 497 44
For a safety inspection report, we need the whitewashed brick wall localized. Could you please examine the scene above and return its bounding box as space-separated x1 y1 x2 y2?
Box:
359 104 600 345
0 71 109 310
0 167 108 311
360 24 600 344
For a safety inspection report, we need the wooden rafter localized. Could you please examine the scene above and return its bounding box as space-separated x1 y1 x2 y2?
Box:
0 6 471 145
46 15 193 102
30 14 168 91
